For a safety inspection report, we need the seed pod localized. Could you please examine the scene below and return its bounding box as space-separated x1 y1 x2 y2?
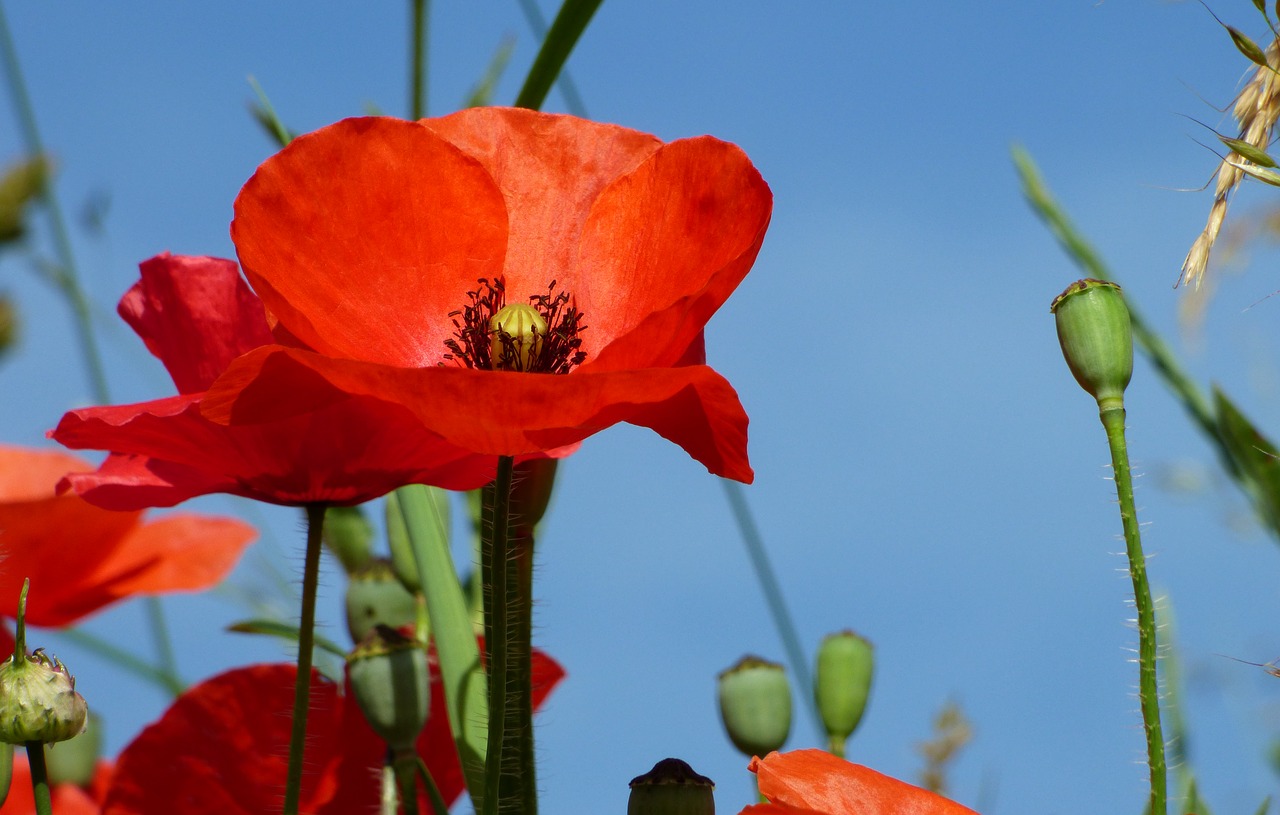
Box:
1050 279 1133 410
0 648 88 745
345 558 418 644
346 625 430 753
814 630 874 750
717 656 791 758
627 758 715 815
322 505 374 574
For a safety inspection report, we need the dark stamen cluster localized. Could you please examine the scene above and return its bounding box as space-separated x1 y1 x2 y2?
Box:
443 277 587 373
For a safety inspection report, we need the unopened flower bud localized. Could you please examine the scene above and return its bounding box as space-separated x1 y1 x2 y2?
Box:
346 625 430 753
345 559 418 644
1050 279 1132 410
0 295 17 359
814 630 874 752
322 505 374 574
0 648 87 745
510 457 558 538
717 656 791 758
43 711 101 787
490 303 546 371
628 758 715 815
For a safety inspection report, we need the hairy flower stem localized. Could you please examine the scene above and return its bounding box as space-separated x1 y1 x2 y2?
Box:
1100 405 1166 815
480 455 534 815
394 750 420 815
25 743 50 815
283 503 327 815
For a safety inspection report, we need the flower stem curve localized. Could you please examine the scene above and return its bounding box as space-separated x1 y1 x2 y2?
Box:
282 502 327 815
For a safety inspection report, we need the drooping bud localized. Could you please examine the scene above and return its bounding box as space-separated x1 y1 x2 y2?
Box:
0 582 87 745
814 630 875 754
490 303 546 371
322 505 374 574
1050 279 1133 411
346 625 430 753
43 711 101 787
345 558 418 643
627 758 715 815
0 295 16 359
717 656 791 758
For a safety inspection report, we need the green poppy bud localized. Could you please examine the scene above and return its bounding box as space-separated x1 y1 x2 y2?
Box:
386 488 451 596
814 630 874 753
322 505 374 574
346 625 430 753
345 558 418 644
0 648 88 745
490 303 546 371
1050 279 1133 411
509 457 558 538
627 758 715 815
43 711 101 787
717 656 791 758
0 295 16 359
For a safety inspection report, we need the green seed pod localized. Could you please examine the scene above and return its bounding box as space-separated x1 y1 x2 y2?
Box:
490 303 546 371
346 625 430 753
814 630 874 751
717 656 791 758
386 488 451 595
509 457 558 538
1050 279 1133 410
0 648 88 745
345 558 418 644
627 758 715 815
322 505 374 574
43 711 101 787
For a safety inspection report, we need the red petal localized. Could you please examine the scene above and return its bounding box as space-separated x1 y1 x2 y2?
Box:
574 136 772 371
750 751 981 815
122 254 273 394
3 757 111 815
0 445 92 502
231 117 508 368
203 347 753 483
422 107 661 301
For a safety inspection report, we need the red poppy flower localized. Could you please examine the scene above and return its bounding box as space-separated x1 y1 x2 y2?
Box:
101 650 565 814
740 750 980 815
0 445 254 629
199 108 770 483
51 253 496 510
0 756 111 815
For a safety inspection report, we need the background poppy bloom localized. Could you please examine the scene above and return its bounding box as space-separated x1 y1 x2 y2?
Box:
101 651 565 814
0 756 111 815
741 749 981 815
52 254 495 510
0 445 254 629
201 108 771 483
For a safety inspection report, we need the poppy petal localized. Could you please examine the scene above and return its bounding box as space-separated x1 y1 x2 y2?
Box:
203 346 753 482
231 117 509 368
2 757 111 815
750 750 980 815
122 254 274 394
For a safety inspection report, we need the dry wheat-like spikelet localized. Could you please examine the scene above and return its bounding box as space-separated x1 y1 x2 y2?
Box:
1180 39 1280 289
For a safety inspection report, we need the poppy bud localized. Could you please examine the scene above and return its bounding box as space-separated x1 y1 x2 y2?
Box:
1050 279 1132 410
322 505 374 574
814 630 874 753
717 656 791 758
345 558 418 643
386 488 451 596
0 295 16 359
0 648 88 745
509 457 558 538
490 303 546 371
627 758 715 815
43 711 101 787
346 625 430 753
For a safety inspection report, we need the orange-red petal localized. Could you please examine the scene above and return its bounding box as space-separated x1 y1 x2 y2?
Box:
749 750 981 815
1 757 111 815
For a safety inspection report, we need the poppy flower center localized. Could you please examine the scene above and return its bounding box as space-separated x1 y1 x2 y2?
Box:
443 277 586 373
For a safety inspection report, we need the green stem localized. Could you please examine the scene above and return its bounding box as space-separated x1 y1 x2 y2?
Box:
282 503 327 815
826 735 845 759
395 750 420 815
409 0 428 119
721 479 821 739
415 756 451 815
481 456 530 815
25 744 50 815
56 627 184 696
1099 405 1166 815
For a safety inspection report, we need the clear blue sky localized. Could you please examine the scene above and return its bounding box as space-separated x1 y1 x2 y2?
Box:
4 2 1280 813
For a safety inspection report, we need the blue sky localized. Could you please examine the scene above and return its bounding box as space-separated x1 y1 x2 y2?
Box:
4 1 1280 813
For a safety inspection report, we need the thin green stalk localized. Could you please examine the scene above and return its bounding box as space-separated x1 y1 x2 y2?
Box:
1099 406 1166 815
283 503 327 815
513 0 604 111
721 479 820 738
24 744 50 815
513 0 587 116
395 751 420 815
415 756 451 815
409 0 429 119
56 628 184 697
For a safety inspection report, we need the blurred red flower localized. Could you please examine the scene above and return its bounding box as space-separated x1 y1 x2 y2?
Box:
0 445 254 629
52 254 495 509
201 108 770 483
0 756 111 815
100 650 565 814
740 750 980 815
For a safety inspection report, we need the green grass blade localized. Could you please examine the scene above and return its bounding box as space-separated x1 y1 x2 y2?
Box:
514 0 604 111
